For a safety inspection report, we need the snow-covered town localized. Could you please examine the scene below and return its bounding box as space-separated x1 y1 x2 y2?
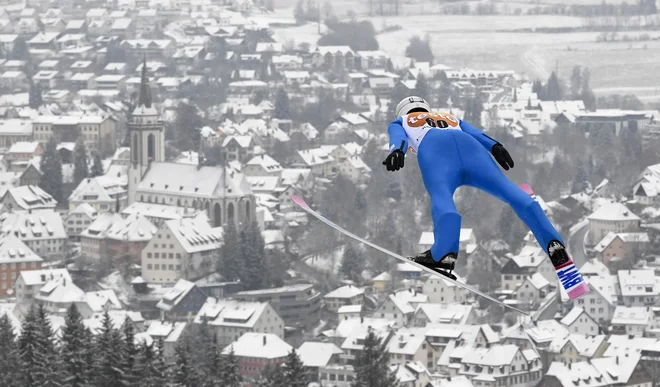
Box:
0 0 660 386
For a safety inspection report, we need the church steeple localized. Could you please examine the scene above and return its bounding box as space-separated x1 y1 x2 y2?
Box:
138 57 152 108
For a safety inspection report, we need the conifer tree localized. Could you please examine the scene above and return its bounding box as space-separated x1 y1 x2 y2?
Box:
241 221 267 290
219 220 243 282
255 363 285 387
352 329 398 387
91 153 104 177
39 136 64 203
93 311 125 387
414 73 430 101
18 306 40 386
122 319 138 384
282 349 308 387
134 342 167 387
274 88 291 119
0 314 20 387
172 342 197 387
61 304 92 387
220 348 242 387
73 137 89 187
340 243 363 279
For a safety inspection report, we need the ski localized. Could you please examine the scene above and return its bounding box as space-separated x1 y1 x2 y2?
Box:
518 184 590 300
291 195 529 316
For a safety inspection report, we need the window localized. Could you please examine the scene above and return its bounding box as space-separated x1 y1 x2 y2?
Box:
147 253 152 258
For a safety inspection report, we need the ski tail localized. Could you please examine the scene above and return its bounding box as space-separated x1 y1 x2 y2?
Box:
518 184 590 301
291 195 530 315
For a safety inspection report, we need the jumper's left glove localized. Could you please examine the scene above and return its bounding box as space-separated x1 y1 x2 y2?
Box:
382 141 406 172
492 143 514 170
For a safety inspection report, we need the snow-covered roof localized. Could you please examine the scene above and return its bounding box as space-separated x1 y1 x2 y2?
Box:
587 202 639 221
80 289 123 312
146 320 186 343
546 352 641 386
222 332 292 359
36 277 85 306
121 202 193 221
580 258 610 278
69 176 125 203
137 163 252 199
611 306 652 326
3 185 55 210
297 342 343 367
618 269 658 297
19 268 71 286
8 141 40 154
560 306 588 326
163 215 222 254
195 298 270 329
525 319 569 345
323 317 396 340
80 212 123 240
0 209 66 241
387 327 429 355
461 344 520 366
69 203 98 218
338 304 362 314
0 234 43 264
246 154 282 173
415 303 473 325
296 148 333 167
104 213 157 242
324 285 364 299
548 333 606 357
508 245 547 268
373 271 392 282
156 279 197 311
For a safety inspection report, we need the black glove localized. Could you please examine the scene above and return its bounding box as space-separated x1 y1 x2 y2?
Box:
382 141 406 172
492 143 514 170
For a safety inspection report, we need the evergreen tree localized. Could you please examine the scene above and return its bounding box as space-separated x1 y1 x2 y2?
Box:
134 342 166 387
240 221 267 290
175 101 202 151
545 71 562 101
340 243 363 279
34 304 64 387
282 349 308 387
387 84 409 119
352 329 398 387
465 97 483 127
569 65 582 98
0 314 20 387
61 304 92 387
201 333 222 387
294 0 306 23
172 342 197 387
532 79 544 100
11 36 29 60
73 137 89 187
29 79 43 108
414 73 430 101
91 153 104 177
93 311 126 387
220 348 242 387
255 363 285 387
39 136 64 203
122 319 139 385
405 35 434 63
571 159 590 193
513 87 518 103
219 220 243 282
18 306 41 386
274 88 291 119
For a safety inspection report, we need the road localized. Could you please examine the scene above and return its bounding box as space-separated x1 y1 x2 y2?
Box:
522 46 549 80
567 221 589 269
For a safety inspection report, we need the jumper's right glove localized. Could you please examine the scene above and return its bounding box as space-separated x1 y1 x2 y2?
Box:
382 141 406 172
492 143 514 170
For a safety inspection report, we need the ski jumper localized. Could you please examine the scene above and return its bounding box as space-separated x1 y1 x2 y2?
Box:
387 111 565 262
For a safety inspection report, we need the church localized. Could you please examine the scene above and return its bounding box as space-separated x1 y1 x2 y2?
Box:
127 64 256 228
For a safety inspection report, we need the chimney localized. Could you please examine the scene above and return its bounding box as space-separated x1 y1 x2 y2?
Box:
616 356 619 364
263 335 267 346
360 317 364 323
568 363 571 370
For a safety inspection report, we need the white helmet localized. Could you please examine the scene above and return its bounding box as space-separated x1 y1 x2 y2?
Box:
395 96 430 118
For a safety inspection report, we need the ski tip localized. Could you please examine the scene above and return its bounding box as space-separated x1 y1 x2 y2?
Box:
290 195 310 210
518 183 534 196
567 282 591 301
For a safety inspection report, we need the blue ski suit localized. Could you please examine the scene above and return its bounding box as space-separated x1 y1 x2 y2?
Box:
387 111 564 262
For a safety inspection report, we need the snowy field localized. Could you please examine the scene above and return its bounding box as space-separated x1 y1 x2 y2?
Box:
304 245 344 275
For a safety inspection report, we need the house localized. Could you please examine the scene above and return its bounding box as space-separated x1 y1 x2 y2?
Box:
338 305 362 320
14 268 70 305
233 284 322 327
422 273 469 304
79 212 123 261
0 119 32 150
221 135 254 162
560 307 600 335
374 289 428 327
0 209 67 259
104 213 157 265
412 304 475 326
611 306 652 337
68 176 126 213
34 276 85 314
573 276 617 324
587 202 640 245
356 50 389 70
298 342 344 382
324 285 365 312
242 154 283 177
501 245 555 290
65 203 97 240
194 298 285 346
419 228 477 253
632 163 660 204
515 272 550 309
547 334 609 364
593 232 649 265
386 328 435 368
5 141 43 163
312 46 355 70
222 332 293 378
618 269 659 307
0 234 43 296
145 320 186 358
69 73 96 90
543 353 651 387
371 271 392 294
458 344 543 387
155 279 208 322
141 214 222 285
390 362 432 387
293 148 335 177
0 185 56 211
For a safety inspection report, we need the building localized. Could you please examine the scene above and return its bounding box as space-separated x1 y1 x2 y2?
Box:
0 185 56 211
458 344 543 387
65 203 97 240
515 273 550 310
232 283 322 327
374 289 428 327
141 214 222 284
422 273 469 304
145 320 186 359
323 285 365 312
593 231 649 265
194 298 285 346
419 228 477 253
127 66 255 229
0 209 67 259
14 268 71 304
501 245 556 290
412 304 475 326
155 279 208 321
559 307 599 335
79 212 123 261
32 114 117 154
547 334 608 364
0 119 32 150
5 141 43 163
573 276 617 324
0 234 42 296
298 341 344 382
242 154 283 177
222 332 293 378
618 269 659 307
586 202 640 246
611 306 652 337
543 353 651 387
68 176 127 212
104 213 157 265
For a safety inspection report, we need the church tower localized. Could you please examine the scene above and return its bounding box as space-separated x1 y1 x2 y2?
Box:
127 59 165 204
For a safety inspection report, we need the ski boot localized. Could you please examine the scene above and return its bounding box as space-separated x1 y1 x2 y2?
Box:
408 250 458 280
547 240 570 267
